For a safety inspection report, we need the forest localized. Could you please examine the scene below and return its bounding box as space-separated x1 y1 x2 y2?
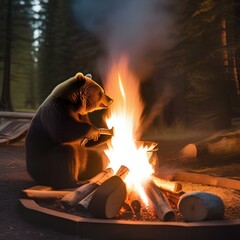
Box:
0 0 240 131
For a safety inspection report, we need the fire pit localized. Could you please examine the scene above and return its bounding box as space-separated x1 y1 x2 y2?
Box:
20 58 240 239
19 179 240 240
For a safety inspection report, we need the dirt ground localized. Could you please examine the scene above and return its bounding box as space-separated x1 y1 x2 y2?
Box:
0 143 85 240
1 130 240 240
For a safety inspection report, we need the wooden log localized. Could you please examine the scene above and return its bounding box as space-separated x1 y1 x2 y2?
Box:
76 165 130 211
21 189 70 199
162 190 185 206
61 168 114 208
76 189 97 212
88 175 127 219
174 172 240 191
178 191 225 221
131 200 141 214
151 176 182 193
115 165 130 180
0 111 35 119
144 180 176 221
180 131 240 159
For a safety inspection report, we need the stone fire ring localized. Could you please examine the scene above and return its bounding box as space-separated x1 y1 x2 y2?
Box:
19 198 240 240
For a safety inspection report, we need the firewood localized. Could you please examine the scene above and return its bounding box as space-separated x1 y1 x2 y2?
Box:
178 191 225 221
76 165 130 211
61 168 114 208
75 189 97 212
88 176 127 219
144 180 176 221
115 165 130 179
162 190 185 206
21 189 70 199
180 132 240 159
151 176 182 193
131 200 141 213
174 172 240 190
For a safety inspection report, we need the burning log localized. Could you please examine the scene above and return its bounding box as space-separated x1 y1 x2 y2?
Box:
61 168 114 208
77 165 129 212
115 164 129 179
151 176 182 193
162 190 185 206
131 200 141 214
87 165 129 219
88 175 127 219
178 191 225 222
144 180 176 221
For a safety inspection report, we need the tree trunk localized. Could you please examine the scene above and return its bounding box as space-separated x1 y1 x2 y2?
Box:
221 18 229 71
218 17 231 128
0 0 13 110
232 52 240 95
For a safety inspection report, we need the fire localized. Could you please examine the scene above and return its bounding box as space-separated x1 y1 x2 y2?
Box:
103 56 155 204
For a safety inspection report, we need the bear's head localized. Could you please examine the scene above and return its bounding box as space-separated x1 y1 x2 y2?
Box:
51 72 113 115
76 72 113 114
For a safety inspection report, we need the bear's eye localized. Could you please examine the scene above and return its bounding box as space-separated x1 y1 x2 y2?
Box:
98 91 102 100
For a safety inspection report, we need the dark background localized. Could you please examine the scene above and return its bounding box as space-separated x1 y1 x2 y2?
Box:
1 1 240 239
0 0 240 132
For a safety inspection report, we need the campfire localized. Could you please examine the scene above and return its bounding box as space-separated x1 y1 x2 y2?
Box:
21 56 229 224
59 56 180 221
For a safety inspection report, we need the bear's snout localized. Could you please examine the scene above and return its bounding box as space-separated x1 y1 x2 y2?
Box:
100 94 113 108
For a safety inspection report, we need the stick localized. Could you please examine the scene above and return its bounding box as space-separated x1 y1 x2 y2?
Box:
61 168 114 208
178 191 225 221
21 189 70 199
151 176 182 193
98 127 114 136
81 127 114 146
144 180 176 221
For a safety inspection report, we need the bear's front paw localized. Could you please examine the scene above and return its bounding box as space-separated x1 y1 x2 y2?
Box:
87 128 100 141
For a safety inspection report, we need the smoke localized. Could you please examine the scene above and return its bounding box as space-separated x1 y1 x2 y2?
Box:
72 0 176 79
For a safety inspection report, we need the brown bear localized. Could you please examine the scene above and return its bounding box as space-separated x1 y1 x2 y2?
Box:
25 73 113 189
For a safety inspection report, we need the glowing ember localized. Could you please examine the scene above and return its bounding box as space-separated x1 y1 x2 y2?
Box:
103 56 155 204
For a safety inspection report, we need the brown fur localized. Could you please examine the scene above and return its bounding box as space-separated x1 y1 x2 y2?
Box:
25 73 113 189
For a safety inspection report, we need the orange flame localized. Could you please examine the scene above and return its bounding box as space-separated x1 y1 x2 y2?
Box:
103 56 155 204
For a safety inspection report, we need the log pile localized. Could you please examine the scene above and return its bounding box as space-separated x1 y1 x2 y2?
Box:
21 167 226 222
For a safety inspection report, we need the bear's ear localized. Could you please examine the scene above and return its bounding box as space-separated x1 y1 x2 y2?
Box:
75 72 84 79
85 73 92 79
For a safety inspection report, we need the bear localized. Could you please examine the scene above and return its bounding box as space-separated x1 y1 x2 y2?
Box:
25 72 113 189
